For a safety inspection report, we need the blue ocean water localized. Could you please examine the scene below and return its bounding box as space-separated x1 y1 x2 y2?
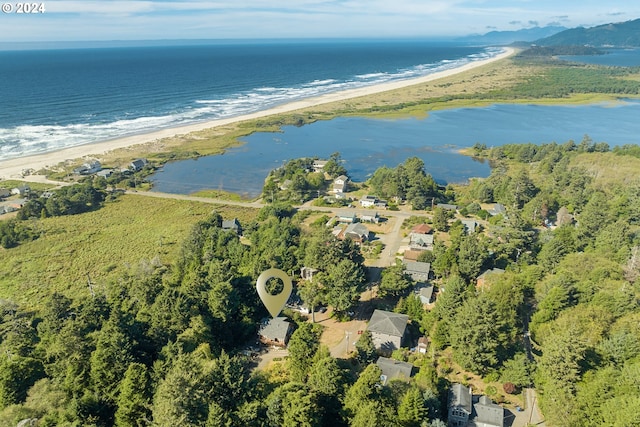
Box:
0 40 501 161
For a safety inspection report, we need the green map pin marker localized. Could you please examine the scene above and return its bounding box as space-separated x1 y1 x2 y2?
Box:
256 268 293 318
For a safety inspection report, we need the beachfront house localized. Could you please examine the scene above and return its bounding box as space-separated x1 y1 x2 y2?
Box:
129 158 148 172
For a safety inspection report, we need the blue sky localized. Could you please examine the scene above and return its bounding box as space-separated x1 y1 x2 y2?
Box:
1 0 639 42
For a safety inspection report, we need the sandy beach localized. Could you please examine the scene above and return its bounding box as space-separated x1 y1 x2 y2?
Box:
0 47 514 181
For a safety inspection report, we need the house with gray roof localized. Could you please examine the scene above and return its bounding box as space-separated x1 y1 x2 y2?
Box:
367 309 409 353
448 384 504 427
403 261 430 283
129 158 148 172
487 203 506 217
416 283 434 304
410 232 434 250
258 317 294 348
438 203 458 212
469 396 504 427
448 384 472 427
222 218 242 235
376 357 413 385
342 222 370 244
461 219 479 235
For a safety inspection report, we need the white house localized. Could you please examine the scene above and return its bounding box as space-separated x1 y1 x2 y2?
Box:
360 195 378 208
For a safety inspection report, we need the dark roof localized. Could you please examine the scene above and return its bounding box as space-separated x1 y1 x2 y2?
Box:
472 395 504 427
376 357 413 384
259 317 292 342
450 383 472 414
368 309 408 337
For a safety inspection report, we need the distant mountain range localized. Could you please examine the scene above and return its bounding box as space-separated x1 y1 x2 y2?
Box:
535 18 640 47
457 26 567 45
458 18 640 48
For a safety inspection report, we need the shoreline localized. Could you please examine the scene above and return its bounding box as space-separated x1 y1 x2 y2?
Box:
0 47 515 180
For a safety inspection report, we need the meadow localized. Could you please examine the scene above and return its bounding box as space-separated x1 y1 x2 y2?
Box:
0 194 258 307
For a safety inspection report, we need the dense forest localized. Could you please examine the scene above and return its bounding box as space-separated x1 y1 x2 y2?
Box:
1 137 640 426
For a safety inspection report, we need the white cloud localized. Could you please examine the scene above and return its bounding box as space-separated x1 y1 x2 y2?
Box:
1 0 639 41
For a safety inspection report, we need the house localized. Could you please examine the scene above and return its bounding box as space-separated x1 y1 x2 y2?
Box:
258 317 294 348
360 212 380 223
74 160 102 175
448 384 504 427
375 199 388 209
0 188 11 199
367 309 409 353
129 158 148 172
337 213 357 224
376 357 413 385
221 218 242 235
332 175 349 194
96 169 113 178
471 395 504 427
411 224 433 235
448 384 473 427
410 232 434 250
360 195 378 208
476 268 505 289
279 179 293 190
556 206 574 226
438 203 458 212
312 159 328 172
11 185 30 196
487 203 507 217
342 223 370 244
461 219 479 235
417 336 429 354
416 283 434 304
300 266 318 282
403 261 430 283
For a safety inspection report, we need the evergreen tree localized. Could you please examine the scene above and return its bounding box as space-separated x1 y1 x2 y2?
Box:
115 363 152 427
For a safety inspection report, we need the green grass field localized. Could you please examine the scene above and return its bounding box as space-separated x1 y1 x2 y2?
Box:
0 195 258 307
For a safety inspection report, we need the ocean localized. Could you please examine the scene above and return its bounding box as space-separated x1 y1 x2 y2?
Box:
0 40 501 162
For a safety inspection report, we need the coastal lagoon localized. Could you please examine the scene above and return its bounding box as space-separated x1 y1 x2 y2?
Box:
150 100 640 198
561 48 640 67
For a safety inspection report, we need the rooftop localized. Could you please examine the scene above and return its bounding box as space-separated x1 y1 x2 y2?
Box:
368 309 409 337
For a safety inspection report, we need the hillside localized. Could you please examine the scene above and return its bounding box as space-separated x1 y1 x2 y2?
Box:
536 18 640 47
457 25 567 46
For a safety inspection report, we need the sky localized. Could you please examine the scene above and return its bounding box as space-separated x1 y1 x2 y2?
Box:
0 0 639 42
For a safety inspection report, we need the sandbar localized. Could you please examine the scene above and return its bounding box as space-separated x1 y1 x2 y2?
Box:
0 47 515 181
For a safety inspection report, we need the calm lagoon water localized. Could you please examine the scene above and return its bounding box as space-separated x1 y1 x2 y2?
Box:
150 100 640 198
560 48 640 67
